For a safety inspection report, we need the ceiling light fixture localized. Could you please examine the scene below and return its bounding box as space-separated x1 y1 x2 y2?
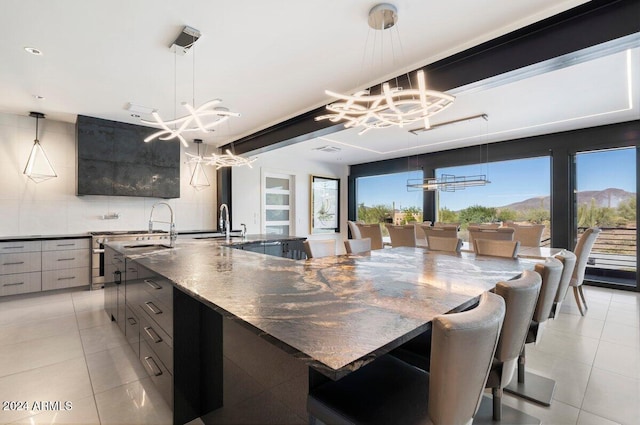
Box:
24 47 43 56
185 139 210 190
23 112 57 183
200 149 257 170
407 116 491 191
141 26 239 148
316 3 454 135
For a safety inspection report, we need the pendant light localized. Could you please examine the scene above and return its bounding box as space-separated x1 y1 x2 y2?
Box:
186 139 211 191
23 112 57 183
316 3 455 135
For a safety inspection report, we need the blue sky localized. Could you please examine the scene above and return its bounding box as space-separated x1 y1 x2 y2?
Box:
357 147 636 212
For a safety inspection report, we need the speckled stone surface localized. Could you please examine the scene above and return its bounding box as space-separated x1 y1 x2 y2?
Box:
110 239 540 379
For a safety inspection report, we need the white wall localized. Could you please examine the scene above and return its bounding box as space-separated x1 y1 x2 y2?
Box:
0 112 216 236
231 148 349 253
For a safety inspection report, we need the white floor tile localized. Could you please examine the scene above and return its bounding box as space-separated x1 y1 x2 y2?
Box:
0 290 73 311
593 340 640 380
79 323 129 355
7 395 100 425
94 378 173 425
0 298 75 327
501 394 580 425
576 410 621 425
76 308 112 330
0 313 78 346
0 356 93 424
605 301 640 328
582 368 640 425
0 332 84 377
529 327 600 366
86 345 149 394
547 312 605 340
600 321 640 349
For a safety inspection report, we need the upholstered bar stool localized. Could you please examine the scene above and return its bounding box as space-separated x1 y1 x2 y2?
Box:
344 238 371 254
307 292 506 425
468 227 515 249
504 257 563 406
303 240 336 259
569 227 601 315
355 223 384 250
385 224 417 247
549 250 577 318
474 239 520 258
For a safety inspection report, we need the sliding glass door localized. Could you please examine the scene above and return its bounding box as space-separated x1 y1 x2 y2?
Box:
574 147 637 288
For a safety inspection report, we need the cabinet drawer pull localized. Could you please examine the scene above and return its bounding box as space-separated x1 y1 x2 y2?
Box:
145 279 162 290
57 257 75 261
3 261 24 265
57 276 76 281
3 282 24 287
144 326 163 343
3 246 24 249
145 301 162 315
127 317 137 326
144 356 163 377
56 243 75 247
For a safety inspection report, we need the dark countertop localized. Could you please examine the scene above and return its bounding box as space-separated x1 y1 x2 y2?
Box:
108 238 540 380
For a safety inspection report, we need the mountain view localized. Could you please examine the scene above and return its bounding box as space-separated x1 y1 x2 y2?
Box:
501 188 635 212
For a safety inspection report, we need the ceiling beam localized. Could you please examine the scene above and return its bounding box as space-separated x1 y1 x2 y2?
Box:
221 0 640 156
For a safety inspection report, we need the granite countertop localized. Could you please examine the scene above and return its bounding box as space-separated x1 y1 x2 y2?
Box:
108 238 540 379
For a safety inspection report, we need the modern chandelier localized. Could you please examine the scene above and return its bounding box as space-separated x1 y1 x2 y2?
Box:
186 139 210 190
141 26 239 147
186 139 257 171
316 4 455 135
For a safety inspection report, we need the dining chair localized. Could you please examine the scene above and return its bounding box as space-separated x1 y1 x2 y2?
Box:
468 227 515 249
474 239 520 258
549 250 577 318
303 239 336 259
307 292 505 425
344 238 371 254
414 222 431 246
385 224 416 247
355 223 384 250
433 222 461 230
469 222 502 229
347 220 362 239
570 227 601 315
504 257 563 406
483 270 541 421
422 226 458 248
427 235 463 253
504 222 546 247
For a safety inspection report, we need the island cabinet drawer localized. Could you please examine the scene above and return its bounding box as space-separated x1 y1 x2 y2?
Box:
0 252 41 275
0 271 41 296
42 267 89 290
42 249 90 271
140 340 173 406
42 238 90 251
135 295 173 337
0 240 41 254
138 310 173 373
125 305 140 357
140 276 173 307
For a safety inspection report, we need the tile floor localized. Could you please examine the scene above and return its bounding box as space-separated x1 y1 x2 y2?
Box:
0 285 638 425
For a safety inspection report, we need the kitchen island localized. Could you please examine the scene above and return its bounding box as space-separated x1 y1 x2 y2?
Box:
106 236 541 424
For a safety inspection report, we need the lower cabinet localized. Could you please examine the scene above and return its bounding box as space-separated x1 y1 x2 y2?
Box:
105 255 223 425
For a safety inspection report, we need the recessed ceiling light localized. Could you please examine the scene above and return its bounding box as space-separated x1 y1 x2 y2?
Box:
130 113 140 118
24 47 43 56
32 94 45 100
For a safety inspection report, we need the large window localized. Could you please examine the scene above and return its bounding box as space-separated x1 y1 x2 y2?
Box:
436 157 551 242
575 147 636 287
355 170 424 226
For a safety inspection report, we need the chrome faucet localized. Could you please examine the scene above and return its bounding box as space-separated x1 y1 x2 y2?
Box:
149 202 177 247
219 203 230 240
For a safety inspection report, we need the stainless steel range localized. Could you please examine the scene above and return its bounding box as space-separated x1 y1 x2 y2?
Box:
90 230 170 290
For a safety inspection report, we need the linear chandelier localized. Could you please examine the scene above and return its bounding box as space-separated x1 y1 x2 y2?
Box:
141 26 239 148
316 4 454 135
200 150 257 170
24 112 57 183
407 174 490 192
